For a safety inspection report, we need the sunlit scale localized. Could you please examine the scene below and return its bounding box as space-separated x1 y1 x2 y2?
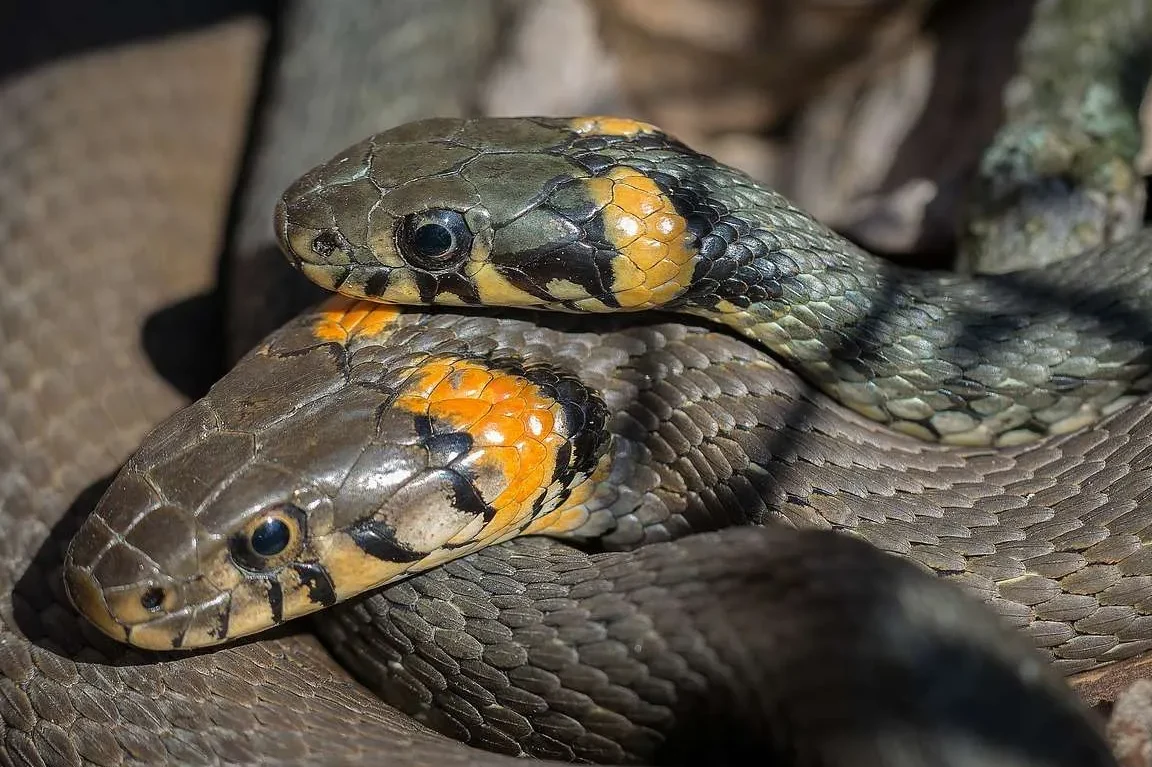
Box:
587 166 697 309
393 357 587 543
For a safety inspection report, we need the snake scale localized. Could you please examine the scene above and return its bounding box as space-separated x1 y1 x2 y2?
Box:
0 3 575 766
6 1 1152 766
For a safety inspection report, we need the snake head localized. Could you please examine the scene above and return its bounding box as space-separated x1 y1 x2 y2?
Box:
275 116 705 312
64 299 611 650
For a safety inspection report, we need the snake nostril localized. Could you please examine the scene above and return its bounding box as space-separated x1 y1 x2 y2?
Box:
140 587 166 613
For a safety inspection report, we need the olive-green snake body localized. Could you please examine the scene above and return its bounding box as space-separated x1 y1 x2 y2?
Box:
272 116 1152 450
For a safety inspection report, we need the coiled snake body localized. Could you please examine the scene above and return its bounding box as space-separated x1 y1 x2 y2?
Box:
11 2 1152 765
60 111 1152 765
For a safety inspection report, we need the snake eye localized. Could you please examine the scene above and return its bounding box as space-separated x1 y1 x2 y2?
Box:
250 517 291 556
229 503 305 572
396 209 472 271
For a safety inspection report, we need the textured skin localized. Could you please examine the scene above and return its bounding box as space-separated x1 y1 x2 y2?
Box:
68 301 1116 765
4 4 1135 767
959 0 1152 274
322 526 1111 766
222 0 510 362
276 117 1152 448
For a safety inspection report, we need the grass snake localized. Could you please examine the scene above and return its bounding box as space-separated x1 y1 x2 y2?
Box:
8 0 1152 765
62 114 1152 765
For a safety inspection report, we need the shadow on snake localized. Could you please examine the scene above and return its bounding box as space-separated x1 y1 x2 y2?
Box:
14 246 1152 760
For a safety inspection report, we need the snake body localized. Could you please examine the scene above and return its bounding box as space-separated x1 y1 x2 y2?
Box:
63 297 1116 765
273 116 1152 450
11 2 1152 765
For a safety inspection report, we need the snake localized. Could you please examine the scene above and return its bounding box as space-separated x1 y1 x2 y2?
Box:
57 100 1152 767
7 1 1152 765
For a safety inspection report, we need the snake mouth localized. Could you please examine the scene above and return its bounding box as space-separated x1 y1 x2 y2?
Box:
63 553 227 650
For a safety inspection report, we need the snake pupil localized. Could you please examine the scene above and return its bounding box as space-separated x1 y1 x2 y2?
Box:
397 209 472 270
250 517 291 557
140 587 165 612
412 223 453 257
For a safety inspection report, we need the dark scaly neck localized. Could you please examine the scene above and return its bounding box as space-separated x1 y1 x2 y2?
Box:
569 134 1152 445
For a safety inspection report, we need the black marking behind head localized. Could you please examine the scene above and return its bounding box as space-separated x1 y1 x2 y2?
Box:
424 431 473 467
440 467 495 521
519 363 610 480
412 412 496 520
